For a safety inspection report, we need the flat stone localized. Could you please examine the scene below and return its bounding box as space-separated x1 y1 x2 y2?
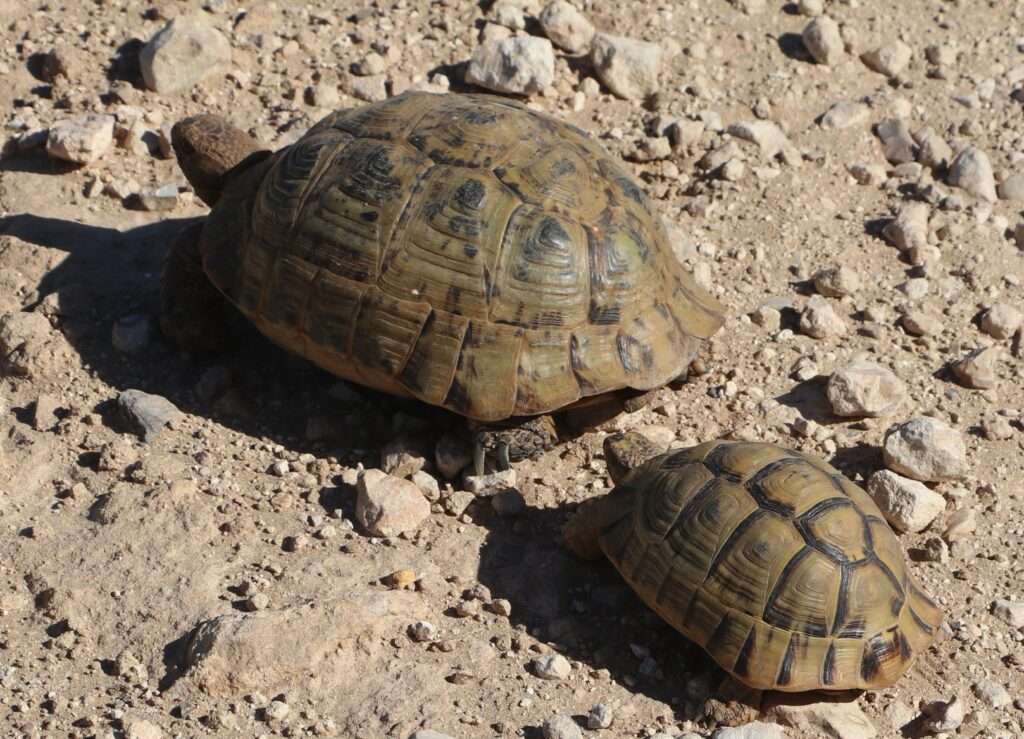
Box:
800 295 847 338
463 468 517 495
32 393 60 431
847 162 887 186
980 303 1022 339
821 101 869 130
46 114 115 165
861 40 912 77
466 36 555 95
140 15 231 94
948 146 997 202
590 33 662 100
882 417 967 482
875 118 916 164
539 1 595 54
532 653 571 680
951 346 999 389
882 202 929 251
802 16 844 66
900 310 943 337
115 389 183 442
712 722 786 739
130 184 180 212
867 470 946 533
356 469 431 537
769 700 878 739
727 120 798 162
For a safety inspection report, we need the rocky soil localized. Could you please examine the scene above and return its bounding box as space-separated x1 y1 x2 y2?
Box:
2 0 1024 737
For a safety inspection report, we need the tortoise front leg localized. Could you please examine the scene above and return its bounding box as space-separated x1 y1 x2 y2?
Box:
471 414 558 476
159 222 228 355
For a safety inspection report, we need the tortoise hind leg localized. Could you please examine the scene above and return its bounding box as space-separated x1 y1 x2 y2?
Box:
470 414 558 476
159 222 228 355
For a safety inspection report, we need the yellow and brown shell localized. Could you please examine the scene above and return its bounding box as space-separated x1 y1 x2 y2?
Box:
197 91 725 421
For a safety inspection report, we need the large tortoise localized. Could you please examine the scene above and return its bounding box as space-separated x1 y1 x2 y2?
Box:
564 432 943 692
162 91 725 470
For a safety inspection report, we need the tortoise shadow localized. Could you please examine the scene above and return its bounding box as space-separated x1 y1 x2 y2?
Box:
0 211 458 461
472 496 867 725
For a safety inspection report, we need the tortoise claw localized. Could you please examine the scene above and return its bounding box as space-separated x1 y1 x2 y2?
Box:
473 437 486 477
497 442 511 472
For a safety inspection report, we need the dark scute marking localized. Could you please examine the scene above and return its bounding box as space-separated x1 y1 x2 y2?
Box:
662 450 696 469
836 616 866 640
531 311 564 329
908 607 935 636
776 633 802 687
615 175 644 204
408 134 426 151
701 443 743 483
448 214 481 238
831 563 851 637
359 210 379 223
665 478 719 545
538 217 571 249
872 557 907 616
744 458 803 517
762 546 826 635
897 630 912 660
463 243 479 258
733 626 757 679
551 158 577 178
705 509 767 584
822 642 837 686
709 612 736 650
454 179 486 211
795 498 856 563
588 304 620 326
616 334 654 374
860 630 899 682
463 108 499 125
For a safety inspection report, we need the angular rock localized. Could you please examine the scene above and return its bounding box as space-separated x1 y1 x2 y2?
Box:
980 303 1022 340
882 202 929 252
1 311 58 377
997 173 1024 201
800 295 847 338
539 1 595 54
356 469 431 537
900 310 942 337
827 360 905 417
140 15 231 94
587 704 614 730
543 714 583 739
813 265 860 297
769 700 877 739
921 697 964 734
821 101 869 130
950 346 998 389
712 723 786 739
590 33 662 100
381 434 430 478
184 592 428 696
46 114 115 165
124 719 163 739
943 508 976 542
867 470 946 533
882 417 967 482
914 127 953 170
727 120 798 162
861 40 912 77
847 163 886 186
875 118 916 164
116 389 182 442
466 36 555 95
802 16 844 66
973 680 1011 708
992 599 1024 628
31 393 61 431
947 146 997 202
463 468 516 495
533 653 571 680
350 74 388 102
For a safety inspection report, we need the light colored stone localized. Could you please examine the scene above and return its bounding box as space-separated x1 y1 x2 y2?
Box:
943 508 976 542
770 700 878 739
491 2 526 30
882 417 967 482
875 118 916 164
712 722 786 739
798 0 824 15
827 360 905 417
410 732 456 739
802 16 844 66
921 697 964 733
46 114 115 165
466 36 555 95
900 310 942 337
140 15 231 94
914 127 953 169
992 599 1024 628
847 163 886 186
821 101 869 130
356 469 431 537
980 303 1022 339
533 653 571 680
867 470 946 533
542 714 582 739
882 202 929 252
590 33 662 100
973 680 1012 708
951 346 999 389
727 120 798 162
998 173 1024 201
587 704 613 730
463 468 517 495
350 74 388 102
948 146 997 202
124 719 163 739
861 40 912 77
116 389 182 442
800 295 846 338
539 1 594 54
814 265 860 297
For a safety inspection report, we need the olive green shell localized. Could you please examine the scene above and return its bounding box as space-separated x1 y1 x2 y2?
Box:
570 440 943 692
197 91 725 421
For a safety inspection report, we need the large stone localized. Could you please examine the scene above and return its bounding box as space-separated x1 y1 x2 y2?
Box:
861 40 912 77
46 114 115 165
140 15 231 94
590 33 662 100
1 311 58 377
821 101 869 130
950 346 999 389
712 723 786 739
769 700 878 739
542 714 583 739
115 389 183 442
882 202 929 252
465 36 555 95
947 146 997 202
356 469 431 537
538 1 594 54
802 16 844 66
867 470 946 533
980 303 1022 340
800 295 847 338
827 360 906 417
875 118 916 164
882 417 967 482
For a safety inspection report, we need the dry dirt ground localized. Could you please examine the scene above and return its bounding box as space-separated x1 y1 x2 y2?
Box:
2 0 1024 737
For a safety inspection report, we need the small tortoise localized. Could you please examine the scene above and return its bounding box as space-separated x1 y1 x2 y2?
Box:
564 432 943 692
162 91 725 471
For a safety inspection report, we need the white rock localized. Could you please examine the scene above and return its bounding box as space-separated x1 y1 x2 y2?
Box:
800 295 847 338
861 40 912 77
882 202 929 252
727 120 798 162
46 114 115 165
921 697 964 734
770 701 878 739
356 469 431 537
463 468 517 495
590 33 662 100
827 360 906 418
948 146 997 202
882 417 967 482
992 599 1024 628
814 265 860 297
140 15 231 94
951 346 999 389
410 731 456 739
124 719 163 739
586 704 613 730
491 2 527 30
539 1 594 54
973 679 1012 708
980 303 1022 340
867 470 946 533
542 714 582 739
533 653 572 680
802 16 844 66
466 36 555 95
712 722 786 739
821 101 869 130
997 173 1024 201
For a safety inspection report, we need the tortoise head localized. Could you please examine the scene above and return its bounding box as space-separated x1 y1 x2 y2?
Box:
603 431 665 484
171 114 267 207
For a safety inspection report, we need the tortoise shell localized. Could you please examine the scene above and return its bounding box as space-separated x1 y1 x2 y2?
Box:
585 440 942 691
196 91 725 421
